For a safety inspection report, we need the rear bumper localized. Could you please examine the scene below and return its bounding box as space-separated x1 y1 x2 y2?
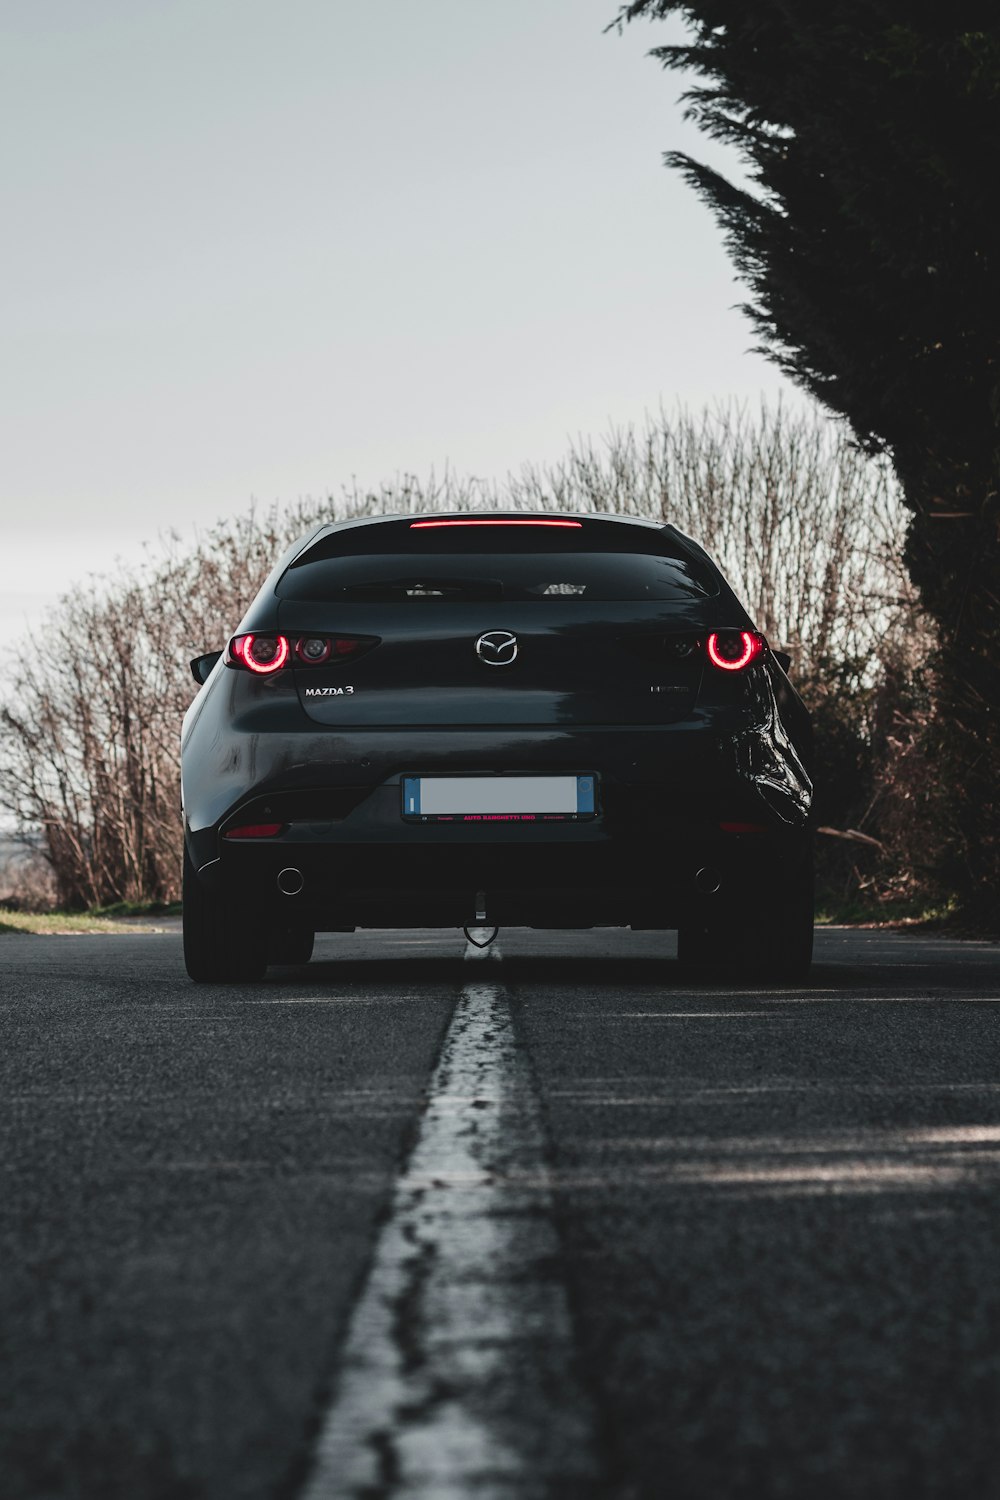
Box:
192 796 809 930
182 718 812 930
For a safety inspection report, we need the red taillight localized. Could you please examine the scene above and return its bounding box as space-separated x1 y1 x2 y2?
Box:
720 821 769 833
231 634 290 674
706 631 764 671
292 636 363 661
295 636 332 664
229 632 374 671
408 518 582 529
224 823 285 839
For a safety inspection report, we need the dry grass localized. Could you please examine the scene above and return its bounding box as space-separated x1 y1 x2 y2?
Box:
0 911 175 935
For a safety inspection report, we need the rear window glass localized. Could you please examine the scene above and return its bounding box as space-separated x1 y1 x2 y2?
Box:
278 521 717 602
277 551 712 603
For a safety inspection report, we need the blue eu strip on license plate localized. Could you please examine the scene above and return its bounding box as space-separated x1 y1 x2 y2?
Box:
401 774 596 822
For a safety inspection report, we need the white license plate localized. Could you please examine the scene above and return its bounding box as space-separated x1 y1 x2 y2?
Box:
401 774 595 821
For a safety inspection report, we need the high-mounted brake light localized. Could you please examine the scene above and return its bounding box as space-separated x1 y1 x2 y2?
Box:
231 634 290 674
409 518 583 529
224 823 285 839
706 631 765 672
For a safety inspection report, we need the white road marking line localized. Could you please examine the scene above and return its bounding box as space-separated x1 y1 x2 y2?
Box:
616 1010 787 1019
244 997 422 1006
298 939 598 1499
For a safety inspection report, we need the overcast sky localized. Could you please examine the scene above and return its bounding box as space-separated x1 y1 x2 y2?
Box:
1 0 806 660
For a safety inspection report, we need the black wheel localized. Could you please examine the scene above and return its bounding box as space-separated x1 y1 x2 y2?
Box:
676 922 713 967
182 843 267 983
269 926 315 966
746 874 814 980
678 848 814 982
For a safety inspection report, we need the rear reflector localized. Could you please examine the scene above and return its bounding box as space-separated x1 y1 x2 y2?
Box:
409 518 583 529
224 823 285 839
719 821 769 833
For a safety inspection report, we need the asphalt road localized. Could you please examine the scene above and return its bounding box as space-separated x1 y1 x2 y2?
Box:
3 925 1000 1499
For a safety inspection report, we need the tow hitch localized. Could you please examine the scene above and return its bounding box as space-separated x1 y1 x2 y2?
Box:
463 926 500 948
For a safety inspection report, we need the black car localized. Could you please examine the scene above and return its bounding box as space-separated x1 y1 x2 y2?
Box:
182 511 814 981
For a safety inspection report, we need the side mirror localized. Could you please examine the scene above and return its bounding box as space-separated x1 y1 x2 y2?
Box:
190 650 223 686
773 650 792 675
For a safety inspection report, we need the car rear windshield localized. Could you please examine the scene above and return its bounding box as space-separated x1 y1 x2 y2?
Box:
277 520 717 603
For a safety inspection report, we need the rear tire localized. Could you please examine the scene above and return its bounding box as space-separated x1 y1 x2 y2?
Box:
750 874 814 980
676 923 713 967
182 844 267 983
678 848 814 982
269 927 315 966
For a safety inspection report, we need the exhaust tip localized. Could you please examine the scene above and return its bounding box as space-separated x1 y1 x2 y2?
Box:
277 867 305 896
694 866 722 895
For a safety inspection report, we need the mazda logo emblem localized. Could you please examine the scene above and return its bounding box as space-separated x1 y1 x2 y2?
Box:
475 630 518 667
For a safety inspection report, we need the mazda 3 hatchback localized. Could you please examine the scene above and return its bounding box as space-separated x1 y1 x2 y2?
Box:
182 511 814 980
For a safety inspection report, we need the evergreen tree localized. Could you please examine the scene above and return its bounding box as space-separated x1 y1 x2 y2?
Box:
617 2 1000 920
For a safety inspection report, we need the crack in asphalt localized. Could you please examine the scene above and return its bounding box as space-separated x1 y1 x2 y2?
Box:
297 948 600 1499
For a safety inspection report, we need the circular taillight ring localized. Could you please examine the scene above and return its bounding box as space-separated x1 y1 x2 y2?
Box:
706 631 761 672
242 634 290 674
295 636 332 665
